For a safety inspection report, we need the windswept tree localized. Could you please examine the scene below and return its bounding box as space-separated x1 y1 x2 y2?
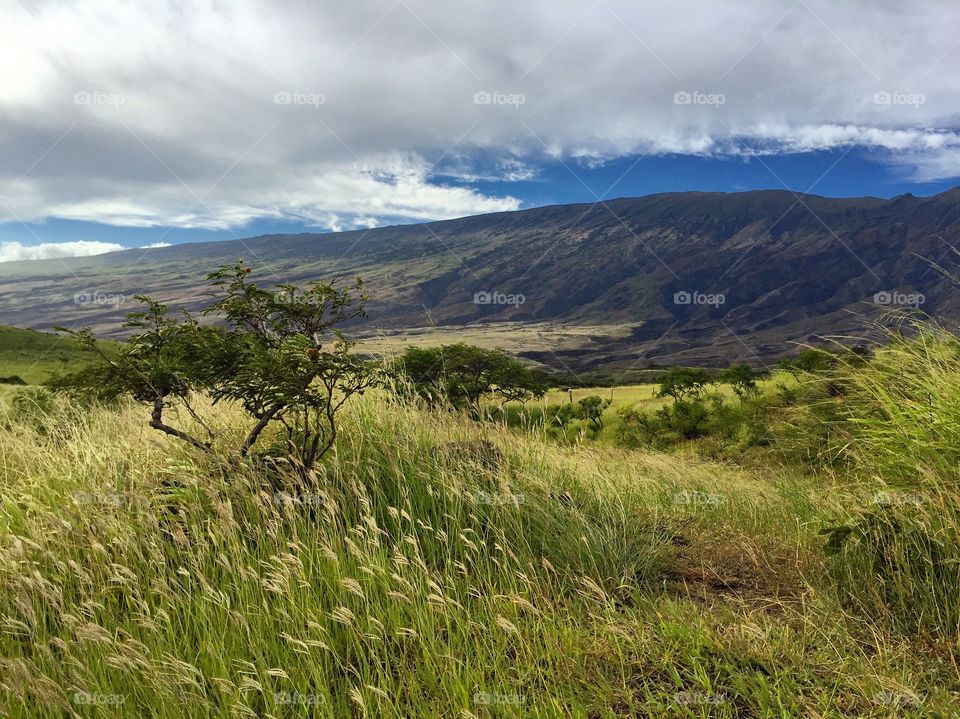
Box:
778 348 835 379
392 343 549 410
656 367 712 402
577 395 612 427
59 261 373 478
718 363 759 399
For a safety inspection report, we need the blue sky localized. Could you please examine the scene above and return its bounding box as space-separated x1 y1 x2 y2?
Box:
2 1 960 261
2 149 957 253
460 149 960 210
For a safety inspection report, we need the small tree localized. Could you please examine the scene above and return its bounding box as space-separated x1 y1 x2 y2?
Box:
718 363 758 400
59 261 372 478
656 367 711 402
779 348 834 379
577 395 612 427
393 343 548 409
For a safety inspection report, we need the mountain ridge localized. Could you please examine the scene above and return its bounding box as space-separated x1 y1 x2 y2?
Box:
3 187 960 369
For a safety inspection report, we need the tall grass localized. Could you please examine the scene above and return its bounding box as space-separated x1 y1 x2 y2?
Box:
0 392 675 717
783 318 960 639
1 384 957 716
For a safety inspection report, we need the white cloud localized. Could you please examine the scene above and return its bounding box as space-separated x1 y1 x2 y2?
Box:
0 0 958 233
0 240 124 263
438 157 541 183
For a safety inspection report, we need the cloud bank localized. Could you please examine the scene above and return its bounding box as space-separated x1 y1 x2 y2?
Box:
0 240 125 262
0 0 958 236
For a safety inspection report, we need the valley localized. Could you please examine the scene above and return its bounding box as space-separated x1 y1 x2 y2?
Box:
4 189 959 370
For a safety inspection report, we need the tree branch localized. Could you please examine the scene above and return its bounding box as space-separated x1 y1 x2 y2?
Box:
150 397 212 452
240 402 286 456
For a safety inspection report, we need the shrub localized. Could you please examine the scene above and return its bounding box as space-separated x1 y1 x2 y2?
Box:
391 343 549 410
778 346 839 379
656 398 710 439
615 387 781 455
614 400 707 448
58 261 373 477
615 404 661 448
577 395 612 427
10 387 58 434
655 366 711 401
718 363 758 399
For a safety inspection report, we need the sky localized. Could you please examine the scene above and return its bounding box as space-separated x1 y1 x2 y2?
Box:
1 0 959 262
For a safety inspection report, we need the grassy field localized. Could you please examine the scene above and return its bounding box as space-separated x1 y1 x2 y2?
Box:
519 376 796 448
0 328 958 716
0 326 116 386
545 383 660 408
355 322 636 359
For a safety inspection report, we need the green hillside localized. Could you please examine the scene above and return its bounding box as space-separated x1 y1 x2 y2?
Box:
4 188 960 368
0 326 117 385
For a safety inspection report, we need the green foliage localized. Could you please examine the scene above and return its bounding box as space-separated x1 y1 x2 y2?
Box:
769 322 960 637
615 398 711 448
9 387 58 435
819 498 960 636
718 363 758 399
58 261 373 475
656 398 710 440
486 394 612 444
614 404 660 447
577 395 612 427
616 390 784 457
778 347 836 378
551 401 581 428
655 366 711 401
615 365 776 452
392 343 549 409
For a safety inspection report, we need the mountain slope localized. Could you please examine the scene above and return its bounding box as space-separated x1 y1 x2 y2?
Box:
2 188 959 369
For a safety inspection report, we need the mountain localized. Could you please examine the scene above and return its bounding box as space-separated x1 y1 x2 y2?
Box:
3 188 960 371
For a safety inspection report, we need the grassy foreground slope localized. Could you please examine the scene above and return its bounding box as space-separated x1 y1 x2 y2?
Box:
0 327 116 386
1 389 956 717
